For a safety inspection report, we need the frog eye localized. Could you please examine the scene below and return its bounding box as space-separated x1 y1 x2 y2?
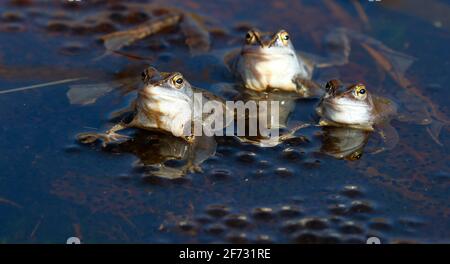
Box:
354 84 367 99
172 75 184 88
278 31 290 45
245 31 255 44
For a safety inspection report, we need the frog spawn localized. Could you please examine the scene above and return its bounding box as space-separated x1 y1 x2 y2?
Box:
57 141 430 243
168 186 424 243
51 173 154 218
0 10 26 32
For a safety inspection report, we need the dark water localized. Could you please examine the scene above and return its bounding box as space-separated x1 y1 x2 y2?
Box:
0 0 449 243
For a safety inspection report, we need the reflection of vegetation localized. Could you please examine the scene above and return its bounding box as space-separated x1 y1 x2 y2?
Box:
382 0 450 30
372 18 408 50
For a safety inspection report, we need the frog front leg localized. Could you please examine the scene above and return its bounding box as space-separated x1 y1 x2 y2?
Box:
179 118 205 144
293 76 324 98
176 120 196 144
183 134 196 144
185 162 203 174
77 122 131 147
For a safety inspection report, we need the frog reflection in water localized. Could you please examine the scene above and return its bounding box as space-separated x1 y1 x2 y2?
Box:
320 127 370 161
113 131 217 179
225 29 349 97
78 67 231 145
232 88 309 147
316 80 399 153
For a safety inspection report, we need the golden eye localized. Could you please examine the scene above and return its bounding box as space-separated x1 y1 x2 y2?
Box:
245 31 254 44
354 84 367 99
172 75 184 88
279 31 290 45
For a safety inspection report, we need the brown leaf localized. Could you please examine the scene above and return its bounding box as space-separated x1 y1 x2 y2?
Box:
180 13 211 55
101 14 181 52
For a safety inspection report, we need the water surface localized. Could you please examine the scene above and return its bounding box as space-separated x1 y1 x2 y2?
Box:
0 0 449 243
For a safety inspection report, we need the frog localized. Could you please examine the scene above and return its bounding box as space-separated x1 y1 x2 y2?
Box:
224 28 350 97
316 80 397 130
77 67 231 146
316 80 399 151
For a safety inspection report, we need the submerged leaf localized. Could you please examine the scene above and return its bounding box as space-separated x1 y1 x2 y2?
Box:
353 30 448 145
101 14 181 53
67 77 140 106
322 0 359 30
344 28 416 77
180 13 211 55
67 82 117 105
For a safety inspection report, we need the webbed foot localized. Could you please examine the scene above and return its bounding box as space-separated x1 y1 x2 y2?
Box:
293 77 324 98
186 163 203 174
318 118 336 127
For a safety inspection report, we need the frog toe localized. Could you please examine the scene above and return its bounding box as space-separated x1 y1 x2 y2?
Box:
183 135 196 144
108 133 130 141
318 119 333 127
77 132 103 144
187 164 203 174
103 133 130 146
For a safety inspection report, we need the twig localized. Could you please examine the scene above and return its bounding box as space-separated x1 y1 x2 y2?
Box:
0 78 85 95
352 0 370 28
29 215 44 239
0 197 22 208
323 0 358 29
